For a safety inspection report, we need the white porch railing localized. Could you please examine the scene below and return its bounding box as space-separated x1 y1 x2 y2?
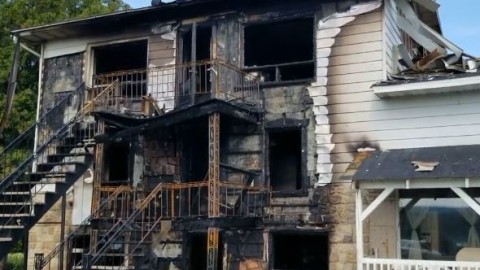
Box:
361 258 480 270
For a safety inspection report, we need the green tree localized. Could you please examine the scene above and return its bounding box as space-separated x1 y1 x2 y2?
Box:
0 0 130 143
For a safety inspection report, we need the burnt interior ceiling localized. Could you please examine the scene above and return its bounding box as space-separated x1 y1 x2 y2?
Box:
105 142 130 184
244 17 314 81
273 233 329 270
269 129 302 191
94 39 148 74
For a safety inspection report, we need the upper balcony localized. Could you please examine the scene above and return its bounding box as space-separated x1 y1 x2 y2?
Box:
88 59 262 117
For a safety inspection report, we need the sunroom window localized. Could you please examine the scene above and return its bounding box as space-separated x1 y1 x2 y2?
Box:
399 189 480 261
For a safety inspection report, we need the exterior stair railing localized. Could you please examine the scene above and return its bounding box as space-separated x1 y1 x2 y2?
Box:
39 185 131 269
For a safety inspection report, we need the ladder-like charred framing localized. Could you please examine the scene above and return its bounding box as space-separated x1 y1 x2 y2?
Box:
207 113 221 270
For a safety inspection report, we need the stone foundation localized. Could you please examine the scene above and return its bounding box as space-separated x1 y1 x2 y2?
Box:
328 182 357 270
27 195 72 270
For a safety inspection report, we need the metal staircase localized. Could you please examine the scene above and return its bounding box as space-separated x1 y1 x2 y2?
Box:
73 181 269 270
0 81 118 260
77 182 177 270
38 185 132 270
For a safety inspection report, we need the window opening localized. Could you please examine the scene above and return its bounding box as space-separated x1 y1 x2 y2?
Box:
94 40 148 74
244 18 314 82
92 40 148 112
399 189 480 260
269 129 302 191
273 233 329 270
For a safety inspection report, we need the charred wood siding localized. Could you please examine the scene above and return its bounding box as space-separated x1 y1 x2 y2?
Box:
149 34 176 67
41 53 84 119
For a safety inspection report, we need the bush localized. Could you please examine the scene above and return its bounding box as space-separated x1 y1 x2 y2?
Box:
5 253 23 270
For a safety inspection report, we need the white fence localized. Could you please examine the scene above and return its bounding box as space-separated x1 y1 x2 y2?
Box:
361 258 480 270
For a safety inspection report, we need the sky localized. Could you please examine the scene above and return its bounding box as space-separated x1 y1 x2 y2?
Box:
124 0 479 56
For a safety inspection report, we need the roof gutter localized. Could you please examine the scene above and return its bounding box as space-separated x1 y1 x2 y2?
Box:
372 75 480 98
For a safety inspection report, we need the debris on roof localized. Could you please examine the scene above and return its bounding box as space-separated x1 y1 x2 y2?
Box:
375 0 480 87
353 145 480 181
411 161 439 172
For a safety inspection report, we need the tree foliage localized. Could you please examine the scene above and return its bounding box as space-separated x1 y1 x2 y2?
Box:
0 0 130 143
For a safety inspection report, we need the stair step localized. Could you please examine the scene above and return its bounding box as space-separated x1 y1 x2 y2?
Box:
0 191 31 202
47 153 91 163
71 248 145 257
0 202 34 206
10 181 65 190
36 161 87 172
27 172 75 183
28 171 75 179
73 266 135 270
0 225 24 229
0 213 32 218
1 192 30 195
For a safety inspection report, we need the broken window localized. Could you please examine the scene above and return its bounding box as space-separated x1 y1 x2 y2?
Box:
269 129 302 191
273 233 329 270
244 18 314 83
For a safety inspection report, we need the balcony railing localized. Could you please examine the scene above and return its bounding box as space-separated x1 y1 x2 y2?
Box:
139 181 270 222
361 258 480 270
90 59 261 116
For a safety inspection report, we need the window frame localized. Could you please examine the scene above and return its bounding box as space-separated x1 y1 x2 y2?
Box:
265 118 309 197
241 16 316 85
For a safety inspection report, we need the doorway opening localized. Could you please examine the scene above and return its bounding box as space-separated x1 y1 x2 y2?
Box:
273 233 329 270
105 142 130 184
178 24 213 105
190 233 223 270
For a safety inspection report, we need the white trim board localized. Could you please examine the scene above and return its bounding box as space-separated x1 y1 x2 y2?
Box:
373 75 480 98
357 177 480 190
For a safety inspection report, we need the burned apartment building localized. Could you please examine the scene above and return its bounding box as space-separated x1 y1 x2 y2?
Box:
2 0 480 269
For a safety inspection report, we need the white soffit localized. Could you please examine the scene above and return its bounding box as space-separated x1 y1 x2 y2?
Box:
373 75 480 97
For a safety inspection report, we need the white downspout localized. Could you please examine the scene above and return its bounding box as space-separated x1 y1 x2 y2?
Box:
32 43 44 172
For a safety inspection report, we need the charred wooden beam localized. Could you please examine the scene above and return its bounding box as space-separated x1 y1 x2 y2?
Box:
173 217 262 231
